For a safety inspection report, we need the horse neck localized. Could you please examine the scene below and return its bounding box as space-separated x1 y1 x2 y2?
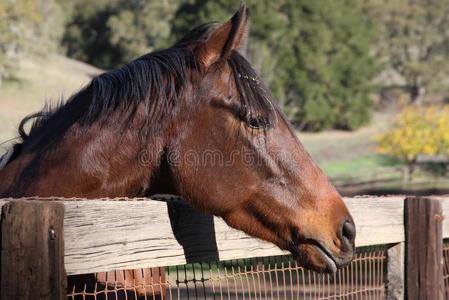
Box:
0 119 167 198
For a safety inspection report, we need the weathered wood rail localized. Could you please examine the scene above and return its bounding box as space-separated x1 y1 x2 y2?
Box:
0 196 414 274
1 196 448 299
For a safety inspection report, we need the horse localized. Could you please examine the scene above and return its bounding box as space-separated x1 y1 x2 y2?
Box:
0 2 355 298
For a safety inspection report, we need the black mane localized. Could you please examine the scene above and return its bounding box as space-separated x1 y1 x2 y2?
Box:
229 50 277 127
11 22 277 155
16 24 213 152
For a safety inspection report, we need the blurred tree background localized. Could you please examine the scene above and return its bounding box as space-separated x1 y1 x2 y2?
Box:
362 0 449 105
2 0 449 130
0 0 65 84
63 0 178 69
2 0 449 193
0 0 379 130
172 0 378 131
377 104 449 181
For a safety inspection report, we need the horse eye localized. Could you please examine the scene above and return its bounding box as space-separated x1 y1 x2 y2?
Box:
247 116 271 130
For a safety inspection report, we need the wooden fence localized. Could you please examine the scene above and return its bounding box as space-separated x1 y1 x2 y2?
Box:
0 196 448 299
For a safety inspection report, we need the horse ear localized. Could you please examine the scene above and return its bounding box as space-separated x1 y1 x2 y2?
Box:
197 2 249 68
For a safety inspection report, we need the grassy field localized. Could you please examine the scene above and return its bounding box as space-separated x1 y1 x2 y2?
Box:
0 54 101 152
298 115 449 194
298 112 398 175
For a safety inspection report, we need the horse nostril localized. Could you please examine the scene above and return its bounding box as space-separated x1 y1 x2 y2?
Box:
342 219 356 244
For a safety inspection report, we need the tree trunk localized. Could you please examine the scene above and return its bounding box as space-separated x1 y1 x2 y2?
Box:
410 85 425 105
403 162 416 184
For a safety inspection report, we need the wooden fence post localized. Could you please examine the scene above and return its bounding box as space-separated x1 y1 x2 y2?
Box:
404 197 444 300
387 242 404 300
1 201 66 300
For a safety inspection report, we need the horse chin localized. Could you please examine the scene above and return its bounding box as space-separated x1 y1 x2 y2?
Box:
290 243 338 274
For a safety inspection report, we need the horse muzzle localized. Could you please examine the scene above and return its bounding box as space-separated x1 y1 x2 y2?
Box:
290 217 356 274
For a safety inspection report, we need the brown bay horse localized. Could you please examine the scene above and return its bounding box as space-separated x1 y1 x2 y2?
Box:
0 2 355 297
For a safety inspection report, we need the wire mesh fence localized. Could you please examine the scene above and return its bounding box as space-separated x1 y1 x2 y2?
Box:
67 245 387 300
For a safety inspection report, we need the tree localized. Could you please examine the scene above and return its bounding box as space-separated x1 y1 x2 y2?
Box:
0 0 65 85
377 104 449 181
362 0 449 104
173 0 378 131
172 0 289 110
277 0 378 130
63 0 179 69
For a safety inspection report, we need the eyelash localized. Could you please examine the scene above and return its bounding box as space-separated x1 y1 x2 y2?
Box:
239 106 271 130
247 116 271 129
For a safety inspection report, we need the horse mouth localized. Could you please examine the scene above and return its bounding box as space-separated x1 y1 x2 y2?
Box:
289 239 340 274
309 242 338 273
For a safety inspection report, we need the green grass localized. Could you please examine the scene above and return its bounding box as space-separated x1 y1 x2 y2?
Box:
298 113 394 164
296 112 404 181
320 154 401 177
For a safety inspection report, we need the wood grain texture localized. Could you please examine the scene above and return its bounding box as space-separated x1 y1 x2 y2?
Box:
0 196 447 275
386 242 404 300
433 197 449 239
405 197 444 300
344 197 405 246
1 201 65 300
60 199 286 274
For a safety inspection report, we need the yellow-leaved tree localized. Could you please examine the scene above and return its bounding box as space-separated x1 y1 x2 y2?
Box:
377 104 449 181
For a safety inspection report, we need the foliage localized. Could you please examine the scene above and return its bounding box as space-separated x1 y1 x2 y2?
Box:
0 0 381 132
63 0 178 69
173 0 378 131
377 105 449 162
0 0 65 84
279 0 378 130
362 0 449 104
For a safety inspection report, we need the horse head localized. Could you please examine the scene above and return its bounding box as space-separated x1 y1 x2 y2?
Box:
157 4 355 273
